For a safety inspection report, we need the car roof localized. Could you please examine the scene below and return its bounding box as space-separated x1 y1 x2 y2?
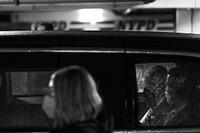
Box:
0 31 199 54
0 30 198 39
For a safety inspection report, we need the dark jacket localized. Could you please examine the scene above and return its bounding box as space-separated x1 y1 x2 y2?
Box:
139 88 156 120
51 108 113 133
164 101 200 127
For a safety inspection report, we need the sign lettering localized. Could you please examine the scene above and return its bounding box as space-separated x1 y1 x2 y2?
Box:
117 19 156 31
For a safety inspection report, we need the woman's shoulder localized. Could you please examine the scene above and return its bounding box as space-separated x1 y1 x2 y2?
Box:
51 121 109 133
50 124 86 133
165 102 200 126
51 107 113 133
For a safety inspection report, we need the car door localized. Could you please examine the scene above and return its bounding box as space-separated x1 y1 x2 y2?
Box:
0 31 128 132
126 32 200 132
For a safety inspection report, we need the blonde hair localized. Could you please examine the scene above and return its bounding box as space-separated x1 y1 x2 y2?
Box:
50 66 102 128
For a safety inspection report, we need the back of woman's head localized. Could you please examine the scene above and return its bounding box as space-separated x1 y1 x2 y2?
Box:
51 66 102 127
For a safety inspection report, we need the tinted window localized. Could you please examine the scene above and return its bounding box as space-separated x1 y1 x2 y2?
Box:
131 54 200 128
11 71 52 96
0 52 127 130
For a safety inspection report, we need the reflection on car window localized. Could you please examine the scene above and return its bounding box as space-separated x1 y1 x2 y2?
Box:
11 71 53 96
136 62 200 127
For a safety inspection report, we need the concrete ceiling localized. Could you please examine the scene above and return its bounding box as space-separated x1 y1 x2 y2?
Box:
0 0 155 11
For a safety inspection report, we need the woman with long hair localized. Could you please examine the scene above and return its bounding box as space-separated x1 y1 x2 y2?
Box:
42 65 113 133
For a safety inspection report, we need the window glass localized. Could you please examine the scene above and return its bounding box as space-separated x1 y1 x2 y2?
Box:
136 63 176 93
136 61 200 127
0 53 126 130
11 72 53 96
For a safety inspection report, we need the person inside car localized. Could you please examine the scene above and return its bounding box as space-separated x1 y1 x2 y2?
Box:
140 65 171 126
163 66 200 126
42 65 113 133
144 65 168 107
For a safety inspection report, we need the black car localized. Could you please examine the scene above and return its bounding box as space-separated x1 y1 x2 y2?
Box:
0 31 200 132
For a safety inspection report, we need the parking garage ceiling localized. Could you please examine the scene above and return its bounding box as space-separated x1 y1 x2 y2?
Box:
0 0 155 11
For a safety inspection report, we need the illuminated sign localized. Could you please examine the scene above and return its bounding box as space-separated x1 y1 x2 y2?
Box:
12 9 175 31
116 18 175 31
117 19 156 31
115 10 175 32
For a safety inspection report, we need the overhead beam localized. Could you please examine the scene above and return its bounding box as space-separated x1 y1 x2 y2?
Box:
133 0 200 9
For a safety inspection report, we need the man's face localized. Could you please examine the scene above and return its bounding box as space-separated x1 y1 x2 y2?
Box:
145 74 166 95
165 74 186 104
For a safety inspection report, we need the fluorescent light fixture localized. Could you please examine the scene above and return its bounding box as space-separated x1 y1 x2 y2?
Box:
83 28 100 31
124 8 132 15
78 8 104 25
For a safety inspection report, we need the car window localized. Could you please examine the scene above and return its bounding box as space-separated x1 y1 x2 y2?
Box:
0 52 127 131
11 71 52 96
133 54 200 128
0 32 200 133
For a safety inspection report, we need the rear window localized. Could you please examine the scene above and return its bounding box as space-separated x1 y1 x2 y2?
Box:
0 52 127 131
11 71 52 96
134 55 200 128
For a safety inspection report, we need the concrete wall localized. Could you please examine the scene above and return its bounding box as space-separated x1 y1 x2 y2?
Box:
176 9 192 33
193 10 200 34
176 9 200 34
